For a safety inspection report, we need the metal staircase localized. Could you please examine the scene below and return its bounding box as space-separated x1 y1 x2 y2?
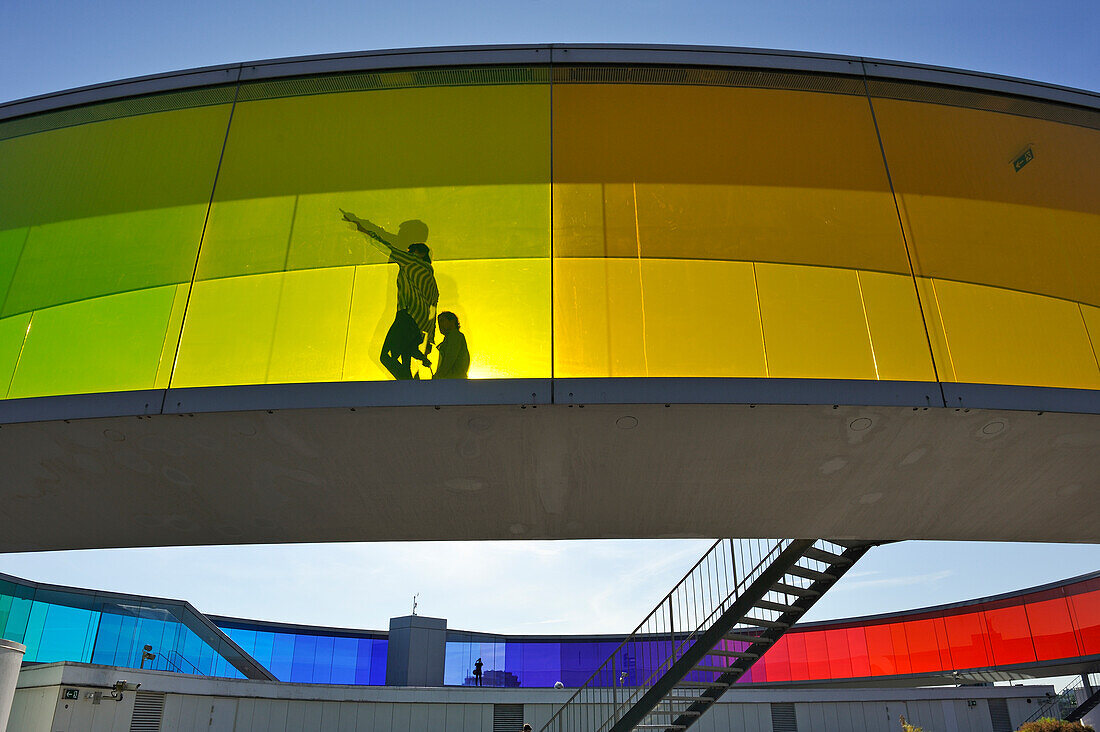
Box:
1021 671 1100 725
539 538 878 732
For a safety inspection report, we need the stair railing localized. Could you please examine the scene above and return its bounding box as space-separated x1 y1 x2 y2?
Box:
539 538 793 732
1021 671 1100 725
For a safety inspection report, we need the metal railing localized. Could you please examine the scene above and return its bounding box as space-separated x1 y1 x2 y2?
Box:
1021 672 1100 725
539 538 798 732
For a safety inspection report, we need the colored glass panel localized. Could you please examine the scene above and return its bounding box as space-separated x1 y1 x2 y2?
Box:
902 619 941 674
1026 597 1081 660
0 103 231 399
1068 590 1100 655
982 606 1038 666
552 82 932 383
942 611 992 670
173 80 551 388
872 98 1100 390
864 623 897 676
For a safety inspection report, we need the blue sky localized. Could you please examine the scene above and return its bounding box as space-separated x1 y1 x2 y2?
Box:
0 0 1097 636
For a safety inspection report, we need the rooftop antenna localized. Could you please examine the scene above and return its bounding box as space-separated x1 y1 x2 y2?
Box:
412 593 419 616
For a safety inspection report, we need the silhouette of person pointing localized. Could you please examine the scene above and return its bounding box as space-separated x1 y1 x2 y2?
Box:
341 211 439 380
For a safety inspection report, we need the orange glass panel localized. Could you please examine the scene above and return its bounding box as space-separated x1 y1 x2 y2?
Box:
864 623 896 676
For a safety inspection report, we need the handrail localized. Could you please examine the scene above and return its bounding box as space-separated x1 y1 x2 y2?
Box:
539 538 791 732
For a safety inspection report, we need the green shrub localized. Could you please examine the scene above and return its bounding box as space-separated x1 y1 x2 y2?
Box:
1018 718 1095 732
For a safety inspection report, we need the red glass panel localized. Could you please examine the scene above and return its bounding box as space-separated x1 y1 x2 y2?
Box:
889 623 912 675
902 618 942 674
787 631 809 681
1068 590 1100 655
846 627 871 678
804 629 831 680
942 611 991 670
762 635 792 682
932 616 954 670
824 628 854 679
1026 597 1081 660
864 623 896 676
983 606 1037 665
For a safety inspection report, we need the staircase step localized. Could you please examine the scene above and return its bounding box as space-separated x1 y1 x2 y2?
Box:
755 599 799 613
646 710 702 717
674 680 730 688
636 725 687 730
771 582 820 597
830 539 874 549
803 546 851 564
786 565 836 582
723 632 773 645
741 615 787 628
654 696 709 704
706 649 760 659
694 664 744 673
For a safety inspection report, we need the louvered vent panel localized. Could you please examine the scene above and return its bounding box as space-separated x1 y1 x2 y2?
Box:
0 86 236 141
552 65 866 96
988 698 1012 732
493 703 525 732
865 79 1100 130
770 702 798 732
236 66 552 102
129 691 166 732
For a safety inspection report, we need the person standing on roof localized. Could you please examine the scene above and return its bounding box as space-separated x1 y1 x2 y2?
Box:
341 210 440 380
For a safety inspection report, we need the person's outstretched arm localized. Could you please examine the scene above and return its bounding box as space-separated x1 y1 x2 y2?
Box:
340 210 398 253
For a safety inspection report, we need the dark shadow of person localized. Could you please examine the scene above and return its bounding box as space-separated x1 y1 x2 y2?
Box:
341 211 438 380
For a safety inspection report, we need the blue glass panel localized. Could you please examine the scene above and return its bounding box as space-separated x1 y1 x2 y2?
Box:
252 631 275 671
269 631 295 681
35 604 97 663
331 637 357 685
519 641 562 687
291 634 316 683
90 612 124 665
354 638 374 685
369 639 387 685
312 635 335 684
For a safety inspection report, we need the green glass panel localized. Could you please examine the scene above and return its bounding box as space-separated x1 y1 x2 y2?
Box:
0 227 29 310
0 313 31 397
195 195 297 281
1 205 208 317
22 601 49 660
8 285 177 398
3 595 31 643
35 604 98 663
0 592 12 637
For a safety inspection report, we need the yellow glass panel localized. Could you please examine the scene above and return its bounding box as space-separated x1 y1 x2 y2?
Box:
552 84 911 274
755 263 877 380
1081 304 1100 371
855 271 937 382
639 259 766 378
170 274 282 388
929 279 1100 389
268 267 355 384
175 82 552 386
914 277 956 382
553 258 645 377
343 264 403 383
872 99 1100 306
432 259 550 379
